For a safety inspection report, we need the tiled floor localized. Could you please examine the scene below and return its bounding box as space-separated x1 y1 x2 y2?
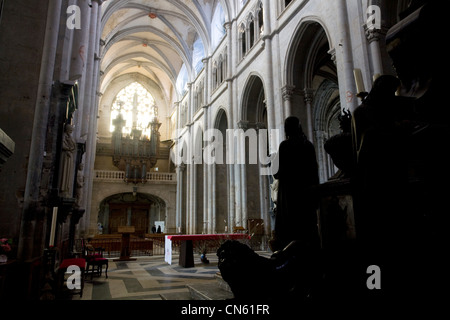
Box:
73 253 225 300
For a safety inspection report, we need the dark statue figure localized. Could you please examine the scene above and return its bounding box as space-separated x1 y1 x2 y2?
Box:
324 109 354 179
350 75 413 295
271 117 320 252
217 240 322 301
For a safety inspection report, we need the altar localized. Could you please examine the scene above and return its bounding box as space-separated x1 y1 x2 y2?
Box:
165 234 251 268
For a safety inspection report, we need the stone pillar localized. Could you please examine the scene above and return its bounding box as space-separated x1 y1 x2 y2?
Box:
78 0 99 138
282 85 295 118
225 21 236 231
191 161 197 234
80 0 105 238
69 0 91 81
186 123 196 234
303 88 315 141
364 26 387 78
187 82 193 123
175 164 185 233
262 0 278 154
18 0 63 261
211 163 216 233
202 57 210 234
238 121 248 229
335 0 359 112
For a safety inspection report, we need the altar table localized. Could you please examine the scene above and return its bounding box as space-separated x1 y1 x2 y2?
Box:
165 234 251 268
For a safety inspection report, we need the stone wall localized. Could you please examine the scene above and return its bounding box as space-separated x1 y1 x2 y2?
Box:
0 0 49 241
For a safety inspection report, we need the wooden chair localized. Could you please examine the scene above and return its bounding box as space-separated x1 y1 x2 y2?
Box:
84 243 108 280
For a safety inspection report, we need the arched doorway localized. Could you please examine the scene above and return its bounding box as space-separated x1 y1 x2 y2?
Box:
98 193 166 237
286 21 340 182
240 75 271 236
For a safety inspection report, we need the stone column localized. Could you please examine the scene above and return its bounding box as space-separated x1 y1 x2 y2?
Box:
69 0 92 81
225 21 236 231
303 88 315 141
262 0 278 154
176 164 185 233
202 57 210 234
191 159 197 234
187 82 193 123
80 0 105 237
211 162 216 233
79 0 99 138
187 124 196 234
238 121 249 229
364 26 387 78
282 85 295 118
335 0 359 112
18 0 63 261
259 161 271 235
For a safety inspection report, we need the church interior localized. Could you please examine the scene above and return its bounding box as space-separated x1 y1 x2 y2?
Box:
0 0 447 310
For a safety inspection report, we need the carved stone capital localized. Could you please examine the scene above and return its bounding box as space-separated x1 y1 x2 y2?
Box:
302 88 315 103
255 122 267 130
281 85 295 101
238 120 250 130
224 21 232 31
364 25 389 43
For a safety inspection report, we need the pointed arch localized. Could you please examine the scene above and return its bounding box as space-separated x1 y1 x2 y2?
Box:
284 17 334 89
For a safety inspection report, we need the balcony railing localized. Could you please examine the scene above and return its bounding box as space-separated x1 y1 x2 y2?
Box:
94 170 177 183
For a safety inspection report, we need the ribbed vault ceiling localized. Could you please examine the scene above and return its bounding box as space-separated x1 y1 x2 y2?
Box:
100 0 236 107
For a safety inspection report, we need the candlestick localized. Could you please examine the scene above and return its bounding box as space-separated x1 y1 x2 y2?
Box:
49 207 58 247
353 69 365 94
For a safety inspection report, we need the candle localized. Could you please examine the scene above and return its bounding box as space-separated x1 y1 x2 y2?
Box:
353 69 365 93
49 207 58 247
373 73 381 83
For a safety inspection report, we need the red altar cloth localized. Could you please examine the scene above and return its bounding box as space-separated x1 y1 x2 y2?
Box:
167 233 250 241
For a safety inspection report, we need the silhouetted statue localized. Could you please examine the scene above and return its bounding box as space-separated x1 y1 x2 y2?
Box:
351 75 411 290
217 240 322 301
324 109 354 179
272 116 320 251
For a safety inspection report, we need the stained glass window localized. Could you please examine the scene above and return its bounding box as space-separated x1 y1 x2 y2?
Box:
110 82 157 138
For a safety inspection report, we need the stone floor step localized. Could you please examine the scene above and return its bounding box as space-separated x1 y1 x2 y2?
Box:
159 291 193 300
214 272 232 293
187 283 234 300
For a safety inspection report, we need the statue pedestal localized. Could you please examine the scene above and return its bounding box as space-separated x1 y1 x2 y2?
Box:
114 226 136 261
